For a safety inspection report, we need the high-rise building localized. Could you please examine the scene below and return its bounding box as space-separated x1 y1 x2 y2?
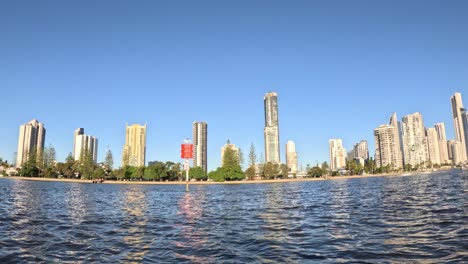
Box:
352 140 369 167
447 140 463 165
73 129 98 163
264 92 280 164
329 139 346 171
434 122 450 164
461 108 468 161
374 125 401 169
221 141 239 167
402 112 428 167
354 140 369 160
193 121 208 172
426 127 440 165
122 123 147 167
73 128 84 159
16 119 46 167
286 140 298 174
434 122 447 141
389 113 404 168
450 92 467 162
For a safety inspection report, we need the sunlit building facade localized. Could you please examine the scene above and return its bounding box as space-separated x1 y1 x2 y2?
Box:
426 127 440 165
264 92 280 164
402 112 428 167
16 119 46 167
193 121 208 172
329 139 346 171
286 140 298 173
451 92 467 162
435 122 450 164
122 123 147 167
74 128 98 163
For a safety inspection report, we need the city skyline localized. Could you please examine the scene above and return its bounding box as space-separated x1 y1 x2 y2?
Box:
1 1 467 171
6 91 468 171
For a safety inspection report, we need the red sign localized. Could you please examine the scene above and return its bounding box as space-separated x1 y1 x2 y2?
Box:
181 144 193 159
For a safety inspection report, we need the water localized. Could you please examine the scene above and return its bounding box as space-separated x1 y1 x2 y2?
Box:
0 171 467 263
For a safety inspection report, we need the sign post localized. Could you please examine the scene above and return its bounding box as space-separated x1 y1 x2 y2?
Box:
181 140 193 192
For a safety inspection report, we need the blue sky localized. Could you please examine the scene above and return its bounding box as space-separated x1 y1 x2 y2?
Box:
1 0 467 171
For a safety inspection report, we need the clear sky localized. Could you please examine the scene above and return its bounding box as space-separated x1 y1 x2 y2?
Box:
1 0 467 171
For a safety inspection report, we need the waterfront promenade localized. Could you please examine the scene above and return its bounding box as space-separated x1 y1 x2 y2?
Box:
2 171 433 185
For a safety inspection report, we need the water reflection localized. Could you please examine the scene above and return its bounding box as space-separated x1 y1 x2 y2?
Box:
65 183 87 225
174 189 212 263
120 186 150 263
0 172 466 263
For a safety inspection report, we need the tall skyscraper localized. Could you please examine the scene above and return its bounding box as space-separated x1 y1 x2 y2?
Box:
461 108 468 160
402 112 428 167
73 129 98 163
426 127 440 165
264 92 280 164
122 123 147 167
73 128 84 159
447 140 463 165
329 139 346 171
193 121 208 172
374 125 401 169
434 122 450 164
389 113 404 168
221 142 239 167
353 140 369 160
16 119 46 167
286 140 298 174
353 140 369 166
450 92 467 162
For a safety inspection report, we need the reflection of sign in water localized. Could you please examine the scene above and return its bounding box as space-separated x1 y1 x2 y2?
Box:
181 144 193 159
183 160 190 171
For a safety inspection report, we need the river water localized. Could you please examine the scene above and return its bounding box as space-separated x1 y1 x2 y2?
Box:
0 171 467 263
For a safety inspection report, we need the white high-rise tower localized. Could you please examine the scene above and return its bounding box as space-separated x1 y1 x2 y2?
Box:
264 92 280 164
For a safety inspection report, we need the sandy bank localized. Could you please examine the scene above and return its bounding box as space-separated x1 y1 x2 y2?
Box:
1 172 421 185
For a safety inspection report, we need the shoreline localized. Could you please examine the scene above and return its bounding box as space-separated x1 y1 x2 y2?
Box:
0 171 434 185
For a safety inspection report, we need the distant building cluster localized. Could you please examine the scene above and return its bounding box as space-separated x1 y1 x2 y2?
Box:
330 92 468 173
13 92 467 175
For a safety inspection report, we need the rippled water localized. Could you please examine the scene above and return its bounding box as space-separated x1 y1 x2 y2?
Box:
0 171 467 263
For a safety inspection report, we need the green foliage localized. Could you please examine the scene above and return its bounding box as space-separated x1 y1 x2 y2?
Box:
41 144 57 178
321 161 329 171
245 165 256 180
262 162 280 179
77 149 96 179
171 162 182 181
208 165 245 182
404 164 413 172
223 145 239 167
345 160 364 175
308 165 327 178
143 162 165 181
19 157 40 177
279 163 289 177
248 143 257 167
66 152 74 163
189 166 207 181
238 148 244 169
364 158 376 174
92 167 106 179
104 149 114 171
